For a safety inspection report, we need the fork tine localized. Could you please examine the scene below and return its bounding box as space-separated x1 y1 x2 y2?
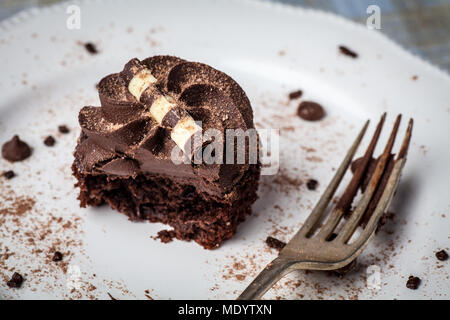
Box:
355 158 406 246
359 155 395 227
295 120 370 238
238 117 413 300
334 113 386 214
317 113 386 240
337 115 402 243
397 118 413 159
357 119 413 241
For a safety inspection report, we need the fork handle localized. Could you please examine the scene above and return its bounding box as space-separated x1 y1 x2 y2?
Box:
237 257 296 300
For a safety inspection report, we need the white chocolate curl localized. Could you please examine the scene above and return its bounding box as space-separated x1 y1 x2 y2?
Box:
128 69 157 101
150 95 176 124
127 64 204 160
171 117 202 155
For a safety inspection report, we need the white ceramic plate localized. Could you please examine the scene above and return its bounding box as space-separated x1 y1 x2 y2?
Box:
1 0 449 300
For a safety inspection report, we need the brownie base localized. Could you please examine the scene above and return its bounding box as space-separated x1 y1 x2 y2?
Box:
72 163 260 249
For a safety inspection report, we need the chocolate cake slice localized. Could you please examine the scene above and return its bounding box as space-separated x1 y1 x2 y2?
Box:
72 56 261 249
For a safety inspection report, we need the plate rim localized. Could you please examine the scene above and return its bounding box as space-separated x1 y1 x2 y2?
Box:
1 0 449 82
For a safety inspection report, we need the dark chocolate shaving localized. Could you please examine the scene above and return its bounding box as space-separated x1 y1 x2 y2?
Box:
339 46 358 58
84 42 98 54
288 90 303 100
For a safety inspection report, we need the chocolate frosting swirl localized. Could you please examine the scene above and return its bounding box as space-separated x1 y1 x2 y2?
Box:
74 56 256 195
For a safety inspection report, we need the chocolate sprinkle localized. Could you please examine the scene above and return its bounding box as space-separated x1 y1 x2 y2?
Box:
84 42 98 54
297 101 325 121
406 276 421 290
288 90 303 100
52 251 63 262
306 179 318 190
3 170 15 179
6 272 23 288
58 125 70 134
339 45 358 58
44 136 56 147
266 236 286 251
436 250 448 261
1 135 32 162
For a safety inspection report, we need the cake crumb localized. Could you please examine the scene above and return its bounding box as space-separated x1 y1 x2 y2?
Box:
155 230 176 243
435 250 448 261
266 236 286 251
52 251 63 262
7 272 24 288
3 170 15 179
406 276 421 290
235 274 246 281
44 136 56 147
306 179 319 191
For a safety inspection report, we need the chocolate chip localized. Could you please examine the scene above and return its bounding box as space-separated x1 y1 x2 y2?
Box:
265 236 286 251
406 276 421 290
58 125 70 134
306 179 318 190
6 272 23 288
3 170 15 179
84 42 98 54
297 101 325 121
44 136 56 147
52 251 63 262
339 45 358 58
2 135 32 162
436 250 448 261
288 90 303 100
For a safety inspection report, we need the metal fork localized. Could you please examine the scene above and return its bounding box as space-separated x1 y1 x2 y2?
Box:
238 113 413 300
